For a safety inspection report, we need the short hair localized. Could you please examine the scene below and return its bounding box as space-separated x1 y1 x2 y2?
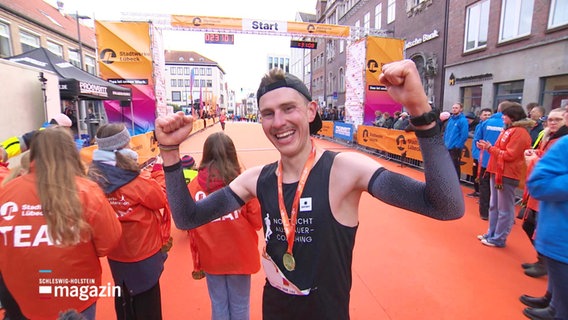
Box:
532 105 545 116
497 100 518 112
480 108 492 114
502 103 527 122
525 102 539 112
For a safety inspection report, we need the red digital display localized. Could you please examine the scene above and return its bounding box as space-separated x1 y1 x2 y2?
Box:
204 33 235 45
290 40 318 49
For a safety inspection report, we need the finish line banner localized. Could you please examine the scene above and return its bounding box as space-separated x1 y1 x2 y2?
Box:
170 15 350 38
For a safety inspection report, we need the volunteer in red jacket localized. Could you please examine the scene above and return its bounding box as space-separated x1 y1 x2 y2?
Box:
187 132 261 320
0 126 122 320
477 102 533 248
88 123 170 320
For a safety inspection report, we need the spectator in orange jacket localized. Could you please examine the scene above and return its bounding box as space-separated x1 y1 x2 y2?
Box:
88 123 170 320
477 103 534 248
187 132 261 320
0 126 122 320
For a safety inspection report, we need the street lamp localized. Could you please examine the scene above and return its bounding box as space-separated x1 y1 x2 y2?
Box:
75 11 91 70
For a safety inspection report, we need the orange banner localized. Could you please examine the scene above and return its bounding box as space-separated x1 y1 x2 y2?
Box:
363 37 404 124
95 21 156 134
357 126 423 160
461 139 474 176
171 15 350 38
318 121 334 137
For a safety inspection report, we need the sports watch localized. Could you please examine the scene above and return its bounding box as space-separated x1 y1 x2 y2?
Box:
409 110 439 127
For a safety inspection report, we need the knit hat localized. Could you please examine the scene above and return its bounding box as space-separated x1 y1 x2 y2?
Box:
49 113 72 127
181 155 195 168
96 127 131 151
465 112 476 120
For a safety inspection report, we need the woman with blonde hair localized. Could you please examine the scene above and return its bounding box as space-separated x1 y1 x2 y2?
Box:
0 126 122 320
187 132 261 320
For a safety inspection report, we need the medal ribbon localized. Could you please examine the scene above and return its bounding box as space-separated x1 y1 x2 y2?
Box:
277 139 316 258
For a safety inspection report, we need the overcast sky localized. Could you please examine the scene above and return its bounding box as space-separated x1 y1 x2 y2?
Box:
46 0 317 93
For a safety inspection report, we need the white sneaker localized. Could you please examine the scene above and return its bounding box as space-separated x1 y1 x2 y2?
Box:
477 234 487 240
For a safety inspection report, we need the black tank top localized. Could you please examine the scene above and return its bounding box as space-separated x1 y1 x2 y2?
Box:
257 150 358 318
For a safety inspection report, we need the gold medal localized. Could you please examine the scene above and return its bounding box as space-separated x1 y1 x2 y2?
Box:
192 270 205 280
283 252 296 271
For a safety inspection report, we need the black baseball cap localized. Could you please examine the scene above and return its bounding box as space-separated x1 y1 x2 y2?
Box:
256 73 322 135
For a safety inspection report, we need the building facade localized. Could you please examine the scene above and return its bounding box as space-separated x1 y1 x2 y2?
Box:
164 50 228 115
445 0 568 114
0 0 97 74
290 12 316 91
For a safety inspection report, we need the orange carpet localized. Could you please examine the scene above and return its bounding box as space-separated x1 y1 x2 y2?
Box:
74 122 549 319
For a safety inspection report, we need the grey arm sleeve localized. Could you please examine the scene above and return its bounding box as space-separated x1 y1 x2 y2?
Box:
164 162 245 229
368 134 465 220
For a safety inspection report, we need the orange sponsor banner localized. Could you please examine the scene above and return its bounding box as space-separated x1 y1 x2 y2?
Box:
364 37 405 124
170 15 350 38
319 121 334 137
461 139 474 176
357 126 423 160
287 21 350 38
171 15 243 31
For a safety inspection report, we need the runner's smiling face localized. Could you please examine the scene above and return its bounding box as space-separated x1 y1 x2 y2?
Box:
258 87 315 156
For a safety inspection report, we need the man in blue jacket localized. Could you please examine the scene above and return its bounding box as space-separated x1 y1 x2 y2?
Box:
473 102 512 220
469 108 493 198
444 103 469 180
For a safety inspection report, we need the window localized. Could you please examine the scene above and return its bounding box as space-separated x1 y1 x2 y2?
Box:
339 40 345 53
464 0 490 52
177 67 183 74
20 30 40 53
170 67 176 75
494 80 524 109
194 79 199 87
172 91 181 102
171 79 177 87
206 68 212 76
184 67 190 75
548 0 568 29
364 12 371 32
184 79 190 87
375 4 383 29
200 79 205 87
68 49 81 68
85 55 96 75
178 79 183 87
541 75 568 112
0 22 12 58
387 0 396 24
461 86 483 114
206 80 212 87
499 0 534 42
47 41 63 57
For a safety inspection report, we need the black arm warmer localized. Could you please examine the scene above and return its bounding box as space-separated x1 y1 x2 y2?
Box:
163 162 246 229
368 134 465 220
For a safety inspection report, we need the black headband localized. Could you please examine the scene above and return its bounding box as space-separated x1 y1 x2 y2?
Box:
256 75 312 105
